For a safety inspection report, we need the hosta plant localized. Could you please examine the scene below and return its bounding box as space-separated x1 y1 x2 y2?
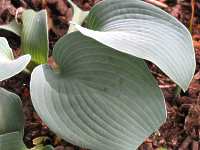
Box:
0 0 196 150
0 88 54 150
0 9 48 77
0 87 26 150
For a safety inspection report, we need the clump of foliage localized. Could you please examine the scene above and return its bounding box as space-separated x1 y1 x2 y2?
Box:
0 0 196 150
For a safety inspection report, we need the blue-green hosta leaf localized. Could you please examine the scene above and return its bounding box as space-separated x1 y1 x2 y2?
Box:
74 0 196 91
67 0 89 33
0 20 22 36
0 37 31 81
21 9 48 65
0 88 27 150
30 32 166 150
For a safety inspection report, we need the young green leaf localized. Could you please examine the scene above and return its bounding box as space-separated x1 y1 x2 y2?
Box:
0 9 48 69
21 9 48 65
0 37 31 81
0 20 22 36
74 0 196 91
0 88 28 150
30 32 166 150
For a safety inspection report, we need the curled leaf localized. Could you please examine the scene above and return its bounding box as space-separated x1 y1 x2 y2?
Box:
74 0 196 91
21 9 48 65
0 88 27 150
0 20 22 36
0 37 31 81
30 32 166 150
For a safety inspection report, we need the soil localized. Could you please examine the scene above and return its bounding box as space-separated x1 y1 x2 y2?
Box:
0 0 200 150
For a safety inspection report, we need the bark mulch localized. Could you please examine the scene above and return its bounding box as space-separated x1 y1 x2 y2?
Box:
0 0 199 150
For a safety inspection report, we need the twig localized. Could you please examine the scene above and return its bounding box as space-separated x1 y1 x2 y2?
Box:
192 140 199 150
189 0 196 33
145 0 168 8
159 84 176 89
179 136 192 150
